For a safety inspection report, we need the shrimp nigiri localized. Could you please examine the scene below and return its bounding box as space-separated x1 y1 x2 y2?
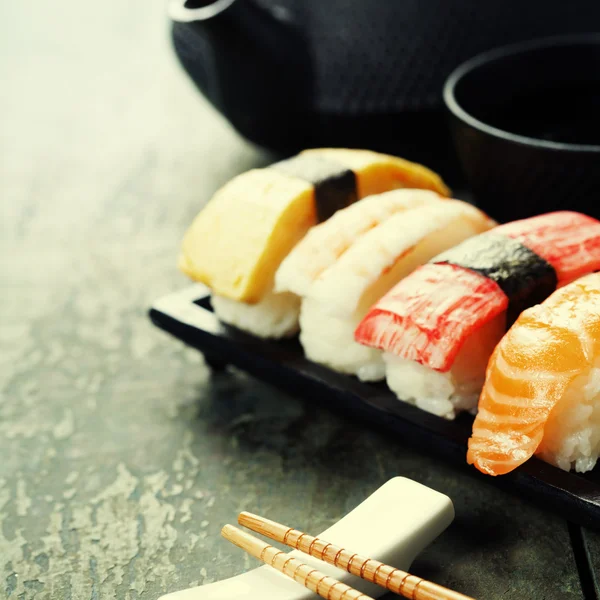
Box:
279 199 494 380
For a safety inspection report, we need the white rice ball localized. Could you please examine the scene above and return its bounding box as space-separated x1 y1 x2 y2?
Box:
299 298 385 381
383 312 506 419
538 360 600 473
212 289 300 339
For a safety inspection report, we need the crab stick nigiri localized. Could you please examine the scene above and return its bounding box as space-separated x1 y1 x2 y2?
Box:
355 212 600 418
468 273 600 475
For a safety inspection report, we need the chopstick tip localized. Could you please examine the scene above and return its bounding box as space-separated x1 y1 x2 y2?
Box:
238 511 253 525
221 524 237 541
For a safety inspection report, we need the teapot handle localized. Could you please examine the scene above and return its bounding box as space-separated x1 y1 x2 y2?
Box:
168 0 238 23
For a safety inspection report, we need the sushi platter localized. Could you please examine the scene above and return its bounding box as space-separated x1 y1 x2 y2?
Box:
151 148 600 529
150 284 600 530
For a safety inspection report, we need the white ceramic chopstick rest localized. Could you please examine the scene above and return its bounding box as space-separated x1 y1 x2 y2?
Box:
160 477 454 600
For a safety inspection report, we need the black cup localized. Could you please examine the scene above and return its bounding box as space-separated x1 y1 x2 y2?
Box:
444 34 600 222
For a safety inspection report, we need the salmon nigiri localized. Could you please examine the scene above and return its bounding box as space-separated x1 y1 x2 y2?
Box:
468 273 600 476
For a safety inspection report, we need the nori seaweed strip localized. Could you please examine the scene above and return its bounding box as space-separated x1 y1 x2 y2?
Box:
433 232 558 325
271 155 357 222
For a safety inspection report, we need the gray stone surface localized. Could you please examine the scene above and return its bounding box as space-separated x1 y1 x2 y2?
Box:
582 529 600 592
0 1 592 599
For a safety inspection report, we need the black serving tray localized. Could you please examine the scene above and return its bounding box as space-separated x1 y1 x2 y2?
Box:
149 284 600 530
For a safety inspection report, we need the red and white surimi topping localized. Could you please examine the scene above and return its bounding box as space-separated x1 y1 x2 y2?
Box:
355 211 600 373
496 211 600 283
354 264 507 372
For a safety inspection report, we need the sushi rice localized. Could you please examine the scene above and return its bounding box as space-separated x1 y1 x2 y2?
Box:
211 289 301 339
539 358 600 473
383 312 506 419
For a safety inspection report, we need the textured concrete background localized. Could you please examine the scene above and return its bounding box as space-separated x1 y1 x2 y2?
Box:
1 1 598 599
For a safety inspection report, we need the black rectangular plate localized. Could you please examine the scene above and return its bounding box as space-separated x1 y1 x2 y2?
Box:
149 285 600 530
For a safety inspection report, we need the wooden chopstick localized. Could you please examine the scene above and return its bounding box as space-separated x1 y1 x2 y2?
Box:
222 524 374 600
238 512 475 600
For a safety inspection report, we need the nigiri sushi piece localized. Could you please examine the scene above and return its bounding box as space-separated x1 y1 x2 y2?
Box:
468 273 600 475
212 188 443 339
293 200 495 380
275 188 442 298
355 211 600 418
180 148 450 339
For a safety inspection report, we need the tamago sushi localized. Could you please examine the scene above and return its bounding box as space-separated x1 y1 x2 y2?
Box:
179 148 450 338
